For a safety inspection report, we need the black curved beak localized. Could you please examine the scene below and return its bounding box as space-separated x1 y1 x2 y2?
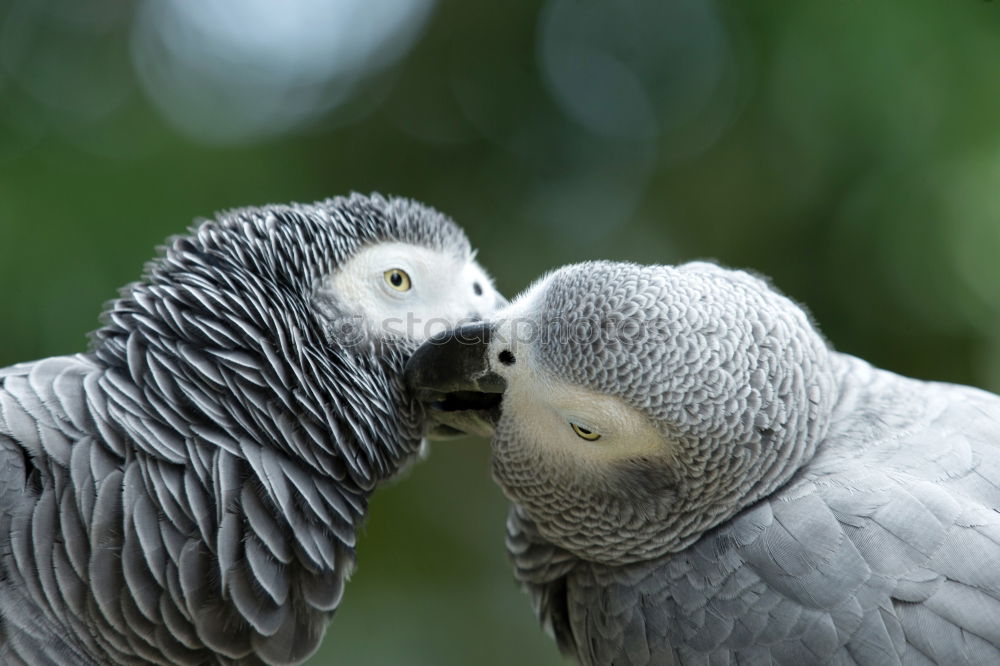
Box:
404 322 506 439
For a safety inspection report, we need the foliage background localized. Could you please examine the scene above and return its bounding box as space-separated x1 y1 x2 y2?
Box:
1 1 998 663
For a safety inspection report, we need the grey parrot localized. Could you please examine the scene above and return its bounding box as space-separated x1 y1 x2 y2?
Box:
405 260 1000 665
0 193 502 665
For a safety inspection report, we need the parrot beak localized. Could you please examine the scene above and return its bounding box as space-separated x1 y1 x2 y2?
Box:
404 322 506 440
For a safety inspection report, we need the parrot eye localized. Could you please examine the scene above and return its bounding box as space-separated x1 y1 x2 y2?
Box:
384 268 412 292
571 423 601 441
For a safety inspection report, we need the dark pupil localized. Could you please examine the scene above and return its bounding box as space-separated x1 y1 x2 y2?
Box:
390 272 403 286
577 426 592 435
473 282 483 296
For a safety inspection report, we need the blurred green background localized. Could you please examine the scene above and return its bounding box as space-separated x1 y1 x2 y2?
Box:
1 0 999 663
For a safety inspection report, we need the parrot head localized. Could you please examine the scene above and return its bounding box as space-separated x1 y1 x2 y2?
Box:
95 193 505 488
405 261 836 564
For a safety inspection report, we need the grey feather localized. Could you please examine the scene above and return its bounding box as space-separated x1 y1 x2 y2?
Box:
245 534 289 606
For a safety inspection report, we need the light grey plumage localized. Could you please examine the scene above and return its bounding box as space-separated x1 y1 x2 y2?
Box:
0 193 502 664
406 260 1000 665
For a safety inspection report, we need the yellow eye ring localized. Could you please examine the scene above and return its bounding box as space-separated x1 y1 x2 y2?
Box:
384 268 412 292
571 423 601 441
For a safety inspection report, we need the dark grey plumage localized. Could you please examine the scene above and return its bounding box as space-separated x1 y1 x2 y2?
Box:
407 260 1000 665
0 193 494 664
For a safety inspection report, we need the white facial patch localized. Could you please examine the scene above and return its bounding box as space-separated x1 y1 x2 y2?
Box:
504 373 668 467
488 307 670 471
326 242 500 342
488 272 552 369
